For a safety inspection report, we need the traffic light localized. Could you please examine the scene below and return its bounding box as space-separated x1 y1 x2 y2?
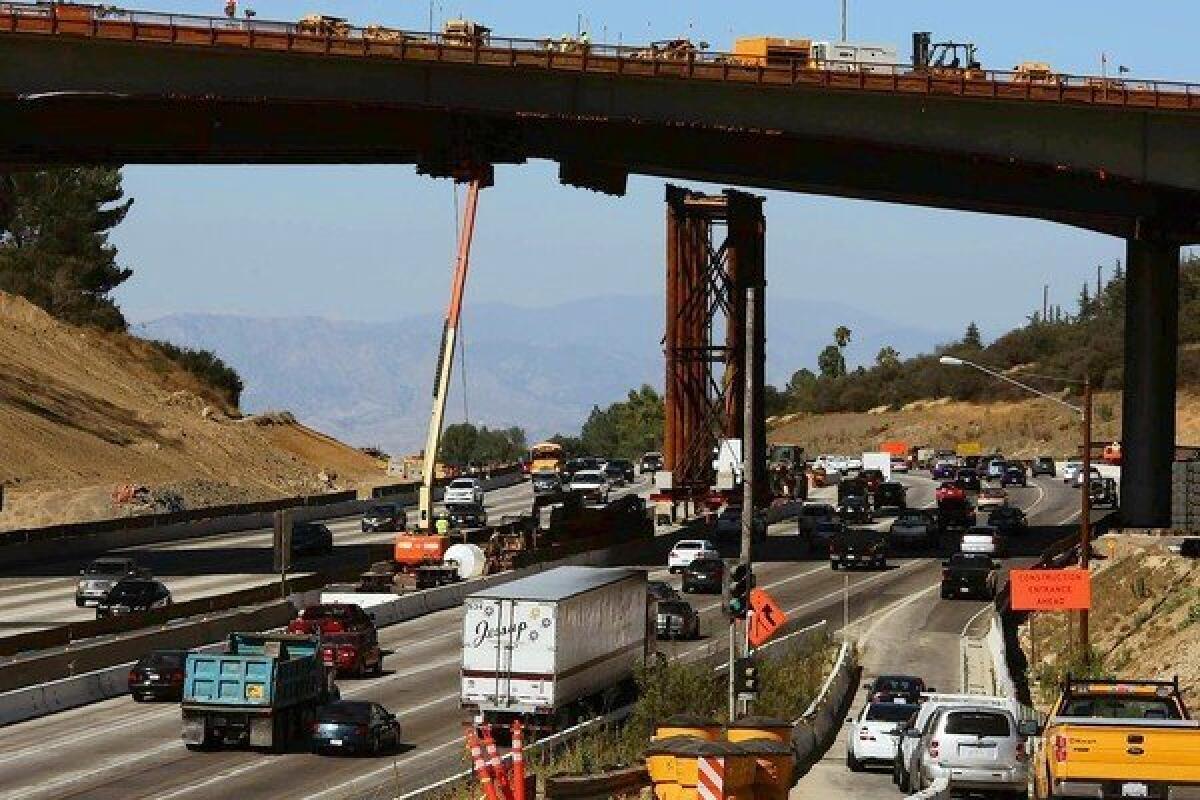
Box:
728 563 753 619
734 656 759 695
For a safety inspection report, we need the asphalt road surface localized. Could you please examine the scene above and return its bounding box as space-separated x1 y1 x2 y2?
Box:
0 472 1089 800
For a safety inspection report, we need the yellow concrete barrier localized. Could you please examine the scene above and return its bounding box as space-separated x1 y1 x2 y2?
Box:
645 737 756 799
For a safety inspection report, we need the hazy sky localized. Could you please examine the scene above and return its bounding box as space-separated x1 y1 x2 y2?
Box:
112 0 1198 348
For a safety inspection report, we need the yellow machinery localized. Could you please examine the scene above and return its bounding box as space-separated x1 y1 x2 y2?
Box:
1013 61 1061 84
296 14 350 37
732 37 814 68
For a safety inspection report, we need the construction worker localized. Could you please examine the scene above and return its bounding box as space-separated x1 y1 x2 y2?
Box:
223 0 236 19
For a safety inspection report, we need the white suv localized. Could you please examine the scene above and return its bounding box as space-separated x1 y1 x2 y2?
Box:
893 694 1019 793
444 478 484 506
668 539 719 573
912 705 1035 796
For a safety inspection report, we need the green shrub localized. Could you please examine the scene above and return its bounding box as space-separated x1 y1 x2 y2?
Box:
148 339 244 407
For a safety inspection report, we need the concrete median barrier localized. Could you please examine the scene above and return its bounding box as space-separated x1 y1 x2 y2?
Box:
792 640 858 776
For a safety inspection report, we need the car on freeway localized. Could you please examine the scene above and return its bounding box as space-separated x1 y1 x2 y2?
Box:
1062 460 1083 484
976 486 1009 512
668 539 720 573
960 525 1005 557
987 505 1028 536
682 557 726 594
1180 537 1200 558
606 458 636 483
446 503 488 528
845 456 864 471
893 693 1022 793
531 471 562 495
910 705 1034 796
95 578 172 619
935 482 966 504
292 521 334 557
361 503 406 533
311 701 402 756
1031 456 1056 477
874 481 907 511
76 556 149 607
890 457 910 474
813 520 847 544
931 461 957 480
846 701 921 772
639 451 664 474
319 631 383 678
655 599 701 640
797 502 838 537
839 495 873 524
715 506 766 540
954 470 981 492
288 603 375 635
128 649 189 702
568 470 611 505
860 469 886 494
1001 464 1028 487
444 477 485 506
940 553 999 600
1089 476 1120 509
603 462 627 488
829 528 888 570
889 510 934 548
648 580 682 603
1072 466 1103 489
864 675 930 705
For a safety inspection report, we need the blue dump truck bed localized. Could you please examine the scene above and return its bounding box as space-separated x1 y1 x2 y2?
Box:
181 632 331 751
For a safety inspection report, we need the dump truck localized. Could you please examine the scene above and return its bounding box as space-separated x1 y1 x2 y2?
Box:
461 567 648 733
181 632 334 751
1032 677 1200 799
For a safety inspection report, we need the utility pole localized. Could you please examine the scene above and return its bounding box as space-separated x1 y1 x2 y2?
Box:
1079 378 1093 655
1043 285 1049 322
730 284 759 721
840 0 847 41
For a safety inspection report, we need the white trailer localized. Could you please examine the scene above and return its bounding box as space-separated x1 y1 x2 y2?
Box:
862 451 892 481
461 567 648 730
812 41 899 74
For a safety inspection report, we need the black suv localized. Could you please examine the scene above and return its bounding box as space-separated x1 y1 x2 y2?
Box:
606 459 636 483
839 495 872 523
96 578 172 618
128 649 189 701
531 472 562 495
292 522 334 556
361 504 405 533
954 470 981 492
682 558 725 594
987 505 1028 535
1001 464 1027 487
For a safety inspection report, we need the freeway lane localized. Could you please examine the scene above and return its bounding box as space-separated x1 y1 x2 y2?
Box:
0 478 577 639
793 472 1089 799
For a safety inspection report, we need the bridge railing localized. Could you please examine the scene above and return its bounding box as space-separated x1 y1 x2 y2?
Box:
2 2 1197 111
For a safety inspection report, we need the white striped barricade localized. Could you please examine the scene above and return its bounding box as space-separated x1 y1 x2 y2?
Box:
697 755 725 800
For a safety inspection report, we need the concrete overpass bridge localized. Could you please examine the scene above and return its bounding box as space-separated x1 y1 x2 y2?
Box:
1 3 1198 524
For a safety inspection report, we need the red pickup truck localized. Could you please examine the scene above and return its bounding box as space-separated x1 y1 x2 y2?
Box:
287 603 374 636
288 603 383 678
935 482 967 504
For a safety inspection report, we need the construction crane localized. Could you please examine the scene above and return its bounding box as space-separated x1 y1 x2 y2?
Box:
416 175 486 532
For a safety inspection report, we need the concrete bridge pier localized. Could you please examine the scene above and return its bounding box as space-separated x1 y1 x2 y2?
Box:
1120 236 1181 527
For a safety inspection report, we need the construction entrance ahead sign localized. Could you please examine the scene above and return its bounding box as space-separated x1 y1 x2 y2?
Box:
1009 568 1092 611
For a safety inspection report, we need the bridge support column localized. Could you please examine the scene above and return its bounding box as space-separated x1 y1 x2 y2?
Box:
1120 237 1180 527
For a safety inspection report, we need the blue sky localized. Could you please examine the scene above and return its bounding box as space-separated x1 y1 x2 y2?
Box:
112 0 1198 360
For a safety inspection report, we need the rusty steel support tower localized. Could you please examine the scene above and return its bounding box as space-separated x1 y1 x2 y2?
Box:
663 185 766 505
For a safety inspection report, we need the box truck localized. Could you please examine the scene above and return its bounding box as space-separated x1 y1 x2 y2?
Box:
861 451 892 481
461 566 648 732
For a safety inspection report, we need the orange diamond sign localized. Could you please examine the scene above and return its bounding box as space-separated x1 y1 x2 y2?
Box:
748 588 787 648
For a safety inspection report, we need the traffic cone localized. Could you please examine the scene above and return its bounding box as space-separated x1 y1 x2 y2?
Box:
465 726 500 800
481 724 514 800
511 720 527 800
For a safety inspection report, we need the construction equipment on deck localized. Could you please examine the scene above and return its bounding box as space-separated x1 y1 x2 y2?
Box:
911 31 984 78
442 19 491 47
296 14 350 37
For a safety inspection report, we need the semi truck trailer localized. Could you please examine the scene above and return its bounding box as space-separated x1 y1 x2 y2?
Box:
460 566 649 733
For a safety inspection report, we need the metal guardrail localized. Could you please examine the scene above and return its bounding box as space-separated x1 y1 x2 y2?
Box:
1 2 1197 111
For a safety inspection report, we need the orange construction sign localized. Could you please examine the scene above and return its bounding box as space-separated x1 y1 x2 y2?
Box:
1010 569 1092 611
748 588 787 648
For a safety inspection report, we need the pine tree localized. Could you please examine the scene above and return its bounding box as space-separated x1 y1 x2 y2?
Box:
963 321 983 348
0 167 133 330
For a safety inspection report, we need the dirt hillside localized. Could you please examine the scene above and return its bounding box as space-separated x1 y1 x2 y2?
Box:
768 393 1200 458
0 292 385 531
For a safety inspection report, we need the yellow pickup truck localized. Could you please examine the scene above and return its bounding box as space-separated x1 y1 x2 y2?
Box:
1032 677 1200 799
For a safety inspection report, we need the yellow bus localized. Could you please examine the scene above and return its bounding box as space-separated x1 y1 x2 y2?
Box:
529 441 565 475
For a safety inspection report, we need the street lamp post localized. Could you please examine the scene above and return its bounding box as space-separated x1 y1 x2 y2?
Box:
938 356 1092 654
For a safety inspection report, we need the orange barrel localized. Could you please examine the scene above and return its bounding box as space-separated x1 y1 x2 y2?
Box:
653 713 722 742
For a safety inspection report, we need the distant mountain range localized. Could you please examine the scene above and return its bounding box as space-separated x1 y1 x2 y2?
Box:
135 294 953 453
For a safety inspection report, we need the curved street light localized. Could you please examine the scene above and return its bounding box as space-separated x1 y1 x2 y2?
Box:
939 354 1094 654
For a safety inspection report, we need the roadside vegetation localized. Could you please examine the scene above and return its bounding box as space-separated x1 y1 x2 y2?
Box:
439 422 528 465
1022 536 1200 711
548 385 665 459
0 167 245 407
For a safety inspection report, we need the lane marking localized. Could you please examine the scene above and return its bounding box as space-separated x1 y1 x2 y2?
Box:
960 602 994 640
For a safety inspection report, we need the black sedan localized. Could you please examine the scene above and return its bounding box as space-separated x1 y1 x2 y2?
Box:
863 674 930 704
361 504 406 533
446 503 488 528
874 481 907 511
311 701 402 756
655 600 700 640
1001 465 1027 487
839 495 872 523
682 557 725 594
531 472 562 495
987 505 1028 535
954 470 981 492
96 578 172 619
128 649 189 701
292 522 334 556
607 458 636 483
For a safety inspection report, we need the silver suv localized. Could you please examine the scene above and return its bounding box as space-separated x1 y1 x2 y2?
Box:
75 557 147 607
912 705 1036 796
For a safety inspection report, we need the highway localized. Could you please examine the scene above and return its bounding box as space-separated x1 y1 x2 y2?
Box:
0 470 1088 800
0 479 569 640
793 472 1087 799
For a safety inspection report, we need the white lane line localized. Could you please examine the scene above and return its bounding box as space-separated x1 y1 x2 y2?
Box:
855 582 942 640
302 737 465 800
0 739 182 800
960 603 994 639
